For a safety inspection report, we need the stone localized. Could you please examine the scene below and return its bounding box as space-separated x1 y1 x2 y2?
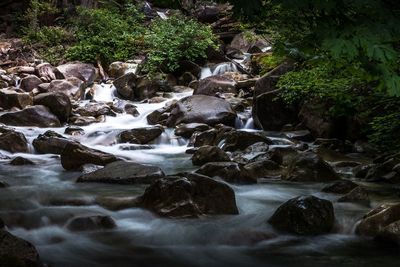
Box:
0 130 28 153
196 161 256 184
0 105 61 127
191 145 230 166
174 123 210 138
268 195 335 235
47 78 85 101
77 161 165 184
61 142 117 170
337 186 370 205
0 88 32 110
194 75 236 96
33 92 72 122
283 152 340 182
117 127 163 145
66 215 116 231
74 102 116 118
55 62 97 84
108 61 138 78
64 126 85 136
19 75 42 92
217 130 272 151
10 157 34 165
322 180 358 194
35 62 56 82
33 130 75 155
243 159 281 179
136 173 238 218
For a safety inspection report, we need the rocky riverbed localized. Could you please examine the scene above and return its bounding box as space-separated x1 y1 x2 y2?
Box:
1 7 400 266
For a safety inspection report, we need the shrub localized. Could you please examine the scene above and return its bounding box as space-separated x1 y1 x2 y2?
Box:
144 15 218 75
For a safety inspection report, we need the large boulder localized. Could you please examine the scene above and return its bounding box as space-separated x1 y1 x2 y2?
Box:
150 95 236 127
66 215 116 232
19 75 42 92
283 152 340 182
268 195 335 235
55 62 97 84
196 161 256 184
0 129 28 153
113 73 160 100
32 130 76 154
191 145 230 166
136 173 239 218
77 161 165 184
117 126 163 144
47 78 85 101
0 229 40 267
33 92 71 122
60 142 117 170
0 88 32 109
0 105 61 127
194 75 236 96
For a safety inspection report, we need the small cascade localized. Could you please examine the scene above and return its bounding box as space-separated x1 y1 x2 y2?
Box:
212 62 238 76
156 11 168 20
244 118 254 130
93 84 115 102
200 67 212 79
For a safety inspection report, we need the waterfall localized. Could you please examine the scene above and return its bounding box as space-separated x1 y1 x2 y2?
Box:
200 62 239 80
93 84 116 102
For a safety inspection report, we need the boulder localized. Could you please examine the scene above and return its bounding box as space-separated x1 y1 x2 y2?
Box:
113 73 159 100
47 78 85 101
117 126 163 144
337 186 370 205
61 142 117 170
283 152 340 182
0 229 40 267
55 62 97 84
322 180 358 194
33 130 75 154
10 156 35 165
217 130 272 151
196 161 256 184
0 130 28 153
191 145 230 166
113 72 136 99
0 105 61 127
76 161 165 184
33 92 72 122
243 159 281 179
165 95 236 127
268 195 335 235
136 173 238 218
19 75 42 92
174 123 210 138
74 102 116 118
108 61 139 78
0 88 32 109
66 215 116 231
194 75 236 96
35 62 56 82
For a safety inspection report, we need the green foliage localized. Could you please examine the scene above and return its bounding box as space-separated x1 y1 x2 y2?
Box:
144 15 218 75
256 53 285 75
23 0 59 32
23 26 72 47
66 7 145 65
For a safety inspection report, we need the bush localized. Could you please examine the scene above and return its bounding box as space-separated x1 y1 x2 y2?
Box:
144 15 218 75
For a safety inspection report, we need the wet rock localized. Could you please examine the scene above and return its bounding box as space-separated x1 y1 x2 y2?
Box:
196 161 256 184
283 152 340 182
194 75 236 96
55 62 97 84
74 102 116 117
124 103 139 117
0 88 32 109
10 156 35 165
174 123 210 138
267 146 299 166
217 130 272 152
33 92 72 122
338 186 370 205
66 215 116 231
20 74 42 92
114 73 159 100
61 142 117 170
96 196 138 211
64 126 85 136
356 203 400 237
0 229 40 267
162 95 236 127
69 116 99 126
113 72 136 99
191 145 230 166
77 160 165 184
0 181 9 187
284 130 313 142
117 126 163 144
108 61 138 78
35 62 56 82
146 102 175 125
33 130 75 155
268 195 335 235
0 105 61 127
0 130 28 153
353 164 374 179
322 180 358 194
375 220 400 245
136 173 239 218
191 125 233 148
47 78 85 101
243 159 281 179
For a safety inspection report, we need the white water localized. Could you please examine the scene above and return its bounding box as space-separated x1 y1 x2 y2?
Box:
200 62 239 79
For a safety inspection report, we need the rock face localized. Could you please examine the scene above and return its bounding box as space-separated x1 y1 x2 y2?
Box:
55 62 97 84
283 152 340 182
0 129 28 153
151 95 236 127
268 195 335 235
194 75 236 96
66 215 116 231
0 229 40 267
61 142 117 170
191 145 230 166
20 75 42 92
0 105 61 127
136 173 239 218
0 88 32 109
33 130 75 154
117 127 163 144
33 92 72 122
77 161 165 184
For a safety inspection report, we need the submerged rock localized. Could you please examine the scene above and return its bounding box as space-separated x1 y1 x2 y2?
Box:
268 195 335 235
76 160 165 184
0 105 61 127
136 173 239 218
10 156 35 165
117 126 163 144
66 215 116 232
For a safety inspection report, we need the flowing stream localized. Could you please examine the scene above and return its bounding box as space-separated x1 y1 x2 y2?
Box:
1 85 400 267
